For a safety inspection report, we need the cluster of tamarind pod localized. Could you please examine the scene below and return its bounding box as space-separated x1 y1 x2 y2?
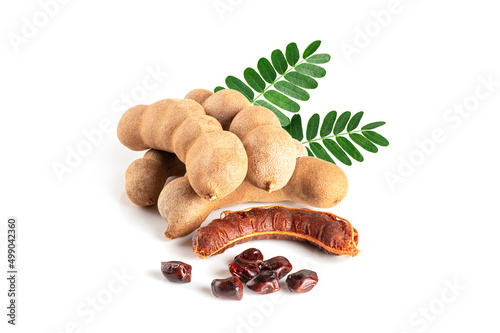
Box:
117 88 349 239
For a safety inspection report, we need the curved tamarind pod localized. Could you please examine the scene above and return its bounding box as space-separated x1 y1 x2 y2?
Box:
158 157 348 239
192 206 360 258
118 98 248 201
185 88 213 105
202 89 251 130
229 106 297 192
125 149 186 206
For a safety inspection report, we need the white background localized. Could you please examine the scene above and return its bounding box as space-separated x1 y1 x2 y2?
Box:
1 0 499 332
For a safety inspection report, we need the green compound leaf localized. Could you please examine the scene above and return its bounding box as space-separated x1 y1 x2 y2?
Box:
243 68 265 93
320 111 337 137
362 121 386 130
257 58 276 84
306 54 331 64
303 40 321 59
349 133 378 153
254 99 290 127
309 142 334 163
337 136 364 162
225 76 253 101
333 111 352 135
347 111 364 132
274 81 310 101
363 130 389 146
271 49 288 75
214 86 225 92
295 63 326 78
284 72 318 89
306 113 320 141
290 114 303 141
285 42 300 66
323 139 351 165
306 147 314 157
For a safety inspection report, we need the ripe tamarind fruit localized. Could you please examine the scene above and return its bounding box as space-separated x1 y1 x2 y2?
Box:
125 149 186 206
117 98 248 201
158 157 348 239
229 106 297 192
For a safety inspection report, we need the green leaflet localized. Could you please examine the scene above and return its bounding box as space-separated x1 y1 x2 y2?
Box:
216 41 329 125
303 40 321 59
284 72 318 89
347 111 364 132
225 76 253 101
271 49 288 75
320 111 337 137
306 113 320 140
349 133 378 153
274 81 309 101
310 142 334 163
244 68 265 93
333 111 351 135
323 139 351 165
306 54 331 64
264 90 300 112
295 63 326 78
362 121 386 130
363 131 389 146
337 136 364 162
290 114 303 141
257 58 276 84
286 42 300 66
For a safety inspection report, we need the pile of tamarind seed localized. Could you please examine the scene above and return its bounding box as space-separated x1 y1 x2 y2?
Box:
161 248 319 300
117 88 349 239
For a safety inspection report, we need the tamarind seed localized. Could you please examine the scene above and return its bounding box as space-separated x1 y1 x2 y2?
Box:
229 259 261 283
211 276 244 300
246 271 280 294
161 261 192 283
286 270 318 293
259 256 292 279
234 248 264 262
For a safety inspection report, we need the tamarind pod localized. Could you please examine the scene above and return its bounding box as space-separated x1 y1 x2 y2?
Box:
192 206 360 258
158 157 348 239
125 149 186 206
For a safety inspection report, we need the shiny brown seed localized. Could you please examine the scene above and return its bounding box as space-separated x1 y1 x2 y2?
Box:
211 276 244 300
259 256 292 279
246 271 280 294
234 248 264 262
229 259 261 283
286 270 318 293
161 261 192 283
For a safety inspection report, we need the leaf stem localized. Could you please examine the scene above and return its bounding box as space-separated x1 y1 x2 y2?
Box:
301 130 363 144
251 58 307 104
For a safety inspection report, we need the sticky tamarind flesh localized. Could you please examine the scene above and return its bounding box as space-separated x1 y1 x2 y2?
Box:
192 206 359 258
